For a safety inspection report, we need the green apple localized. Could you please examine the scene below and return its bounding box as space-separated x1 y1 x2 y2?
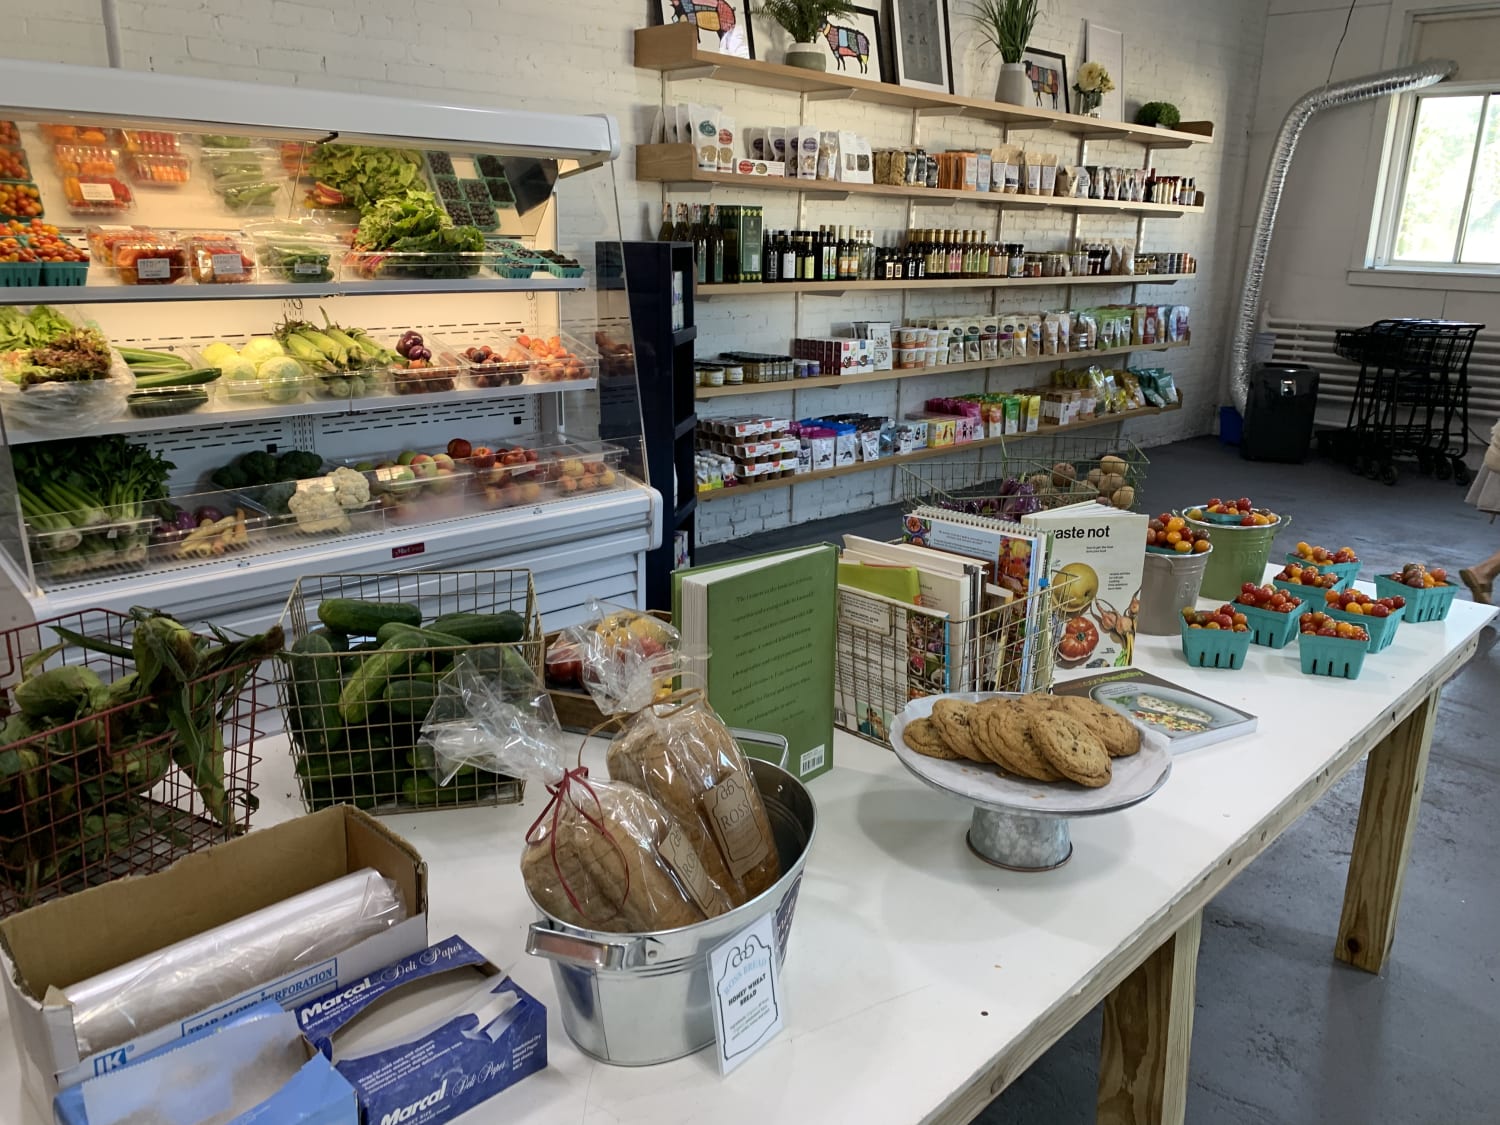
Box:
397 450 418 466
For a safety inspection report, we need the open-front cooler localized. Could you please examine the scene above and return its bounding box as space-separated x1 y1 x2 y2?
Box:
0 62 657 634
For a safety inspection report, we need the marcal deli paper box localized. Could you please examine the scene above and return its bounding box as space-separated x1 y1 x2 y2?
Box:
1022 502 1147 677
296 936 546 1125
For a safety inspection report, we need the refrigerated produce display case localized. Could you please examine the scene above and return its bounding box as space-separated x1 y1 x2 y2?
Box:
0 62 659 633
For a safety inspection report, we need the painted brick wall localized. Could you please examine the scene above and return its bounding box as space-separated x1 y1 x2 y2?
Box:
0 0 1270 543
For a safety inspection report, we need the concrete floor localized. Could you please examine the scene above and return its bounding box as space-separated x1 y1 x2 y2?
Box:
700 436 1500 1125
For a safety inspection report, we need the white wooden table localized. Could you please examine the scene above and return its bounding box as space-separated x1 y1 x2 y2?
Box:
1 590 1492 1125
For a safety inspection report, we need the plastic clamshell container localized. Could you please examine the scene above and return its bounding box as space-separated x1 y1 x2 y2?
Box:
111 236 188 284
1179 617 1251 669
52 144 119 178
40 123 117 146
378 331 464 395
449 332 530 387
120 129 182 155
126 152 191 186
144 494 274 570
342 459 474 524
27 508 158 584
62 177 133 215
1298 631 1367 679
245 218 344 283
1324 602 1404 653
1373 574 1457 623
126 386 212 418
184 233 256 283
213 357 315 407
199 147 276 181
309 366 390 400
1284 553 1360 590
0 181 45 222
1234 601 1302 649
342 247 485 281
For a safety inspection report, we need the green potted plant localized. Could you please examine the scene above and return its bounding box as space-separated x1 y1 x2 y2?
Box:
759 0 858 71
967 0 1041 105
1135 101 1182 129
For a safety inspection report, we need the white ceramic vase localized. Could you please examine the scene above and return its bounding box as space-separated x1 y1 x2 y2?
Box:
785 42 825 71
996 62 1031 106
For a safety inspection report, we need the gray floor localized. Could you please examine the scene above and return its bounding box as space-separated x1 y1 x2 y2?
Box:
700 436 1500 1125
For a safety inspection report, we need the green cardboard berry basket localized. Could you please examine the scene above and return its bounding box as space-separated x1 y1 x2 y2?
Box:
1179 617 1251 669
1284 554 1360 590
1323 603 1403 653
1272 577 1333 600
1297 630 1367 679
0 260 41 286
1373 575 1456 623
41 260 89 286
1235 601 1302 649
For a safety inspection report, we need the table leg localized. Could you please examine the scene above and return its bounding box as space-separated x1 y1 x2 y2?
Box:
1336 688 1441 974
1096 910 1203 1125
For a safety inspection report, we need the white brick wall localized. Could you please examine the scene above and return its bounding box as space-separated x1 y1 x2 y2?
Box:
0 0 1268 543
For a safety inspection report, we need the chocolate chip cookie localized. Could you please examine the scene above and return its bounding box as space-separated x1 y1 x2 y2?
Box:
931 699 988 764
1029 711 1111 788
904 716 961 760
1052 697 1141 758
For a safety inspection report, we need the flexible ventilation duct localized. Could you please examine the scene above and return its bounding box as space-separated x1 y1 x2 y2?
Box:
1229 59 1456 415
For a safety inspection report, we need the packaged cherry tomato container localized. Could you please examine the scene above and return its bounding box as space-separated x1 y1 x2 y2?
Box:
1323 603 1404 653
1178 616 1251 669
1298 630 1367 680
1283 553 1360 590
1235 600 1302 649
1373 574 1457 623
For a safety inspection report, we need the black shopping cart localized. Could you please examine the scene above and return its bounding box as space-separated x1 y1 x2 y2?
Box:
1329 318 1483 486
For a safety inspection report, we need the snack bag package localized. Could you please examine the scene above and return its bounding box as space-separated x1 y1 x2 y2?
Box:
608 692 783 908
560 600 684 717
420 650 733 932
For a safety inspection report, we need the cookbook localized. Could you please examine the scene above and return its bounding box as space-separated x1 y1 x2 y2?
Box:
1051 667 1257 751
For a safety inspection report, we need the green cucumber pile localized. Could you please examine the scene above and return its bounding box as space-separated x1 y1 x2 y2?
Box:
282 597 533 811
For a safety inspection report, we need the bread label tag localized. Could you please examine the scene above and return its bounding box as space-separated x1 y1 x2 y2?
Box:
708 912 784 1075
704 776 770 880
658 823 718 916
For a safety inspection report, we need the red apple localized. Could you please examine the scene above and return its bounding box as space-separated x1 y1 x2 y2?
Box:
469 446 495 469
447 438 472 459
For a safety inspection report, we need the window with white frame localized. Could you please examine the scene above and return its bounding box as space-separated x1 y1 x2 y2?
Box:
1375 84 1500 270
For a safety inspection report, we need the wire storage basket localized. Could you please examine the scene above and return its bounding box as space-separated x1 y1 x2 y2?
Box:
0 609 270 916
899 439 1148 516
834 574 1078 748
277 569 543 815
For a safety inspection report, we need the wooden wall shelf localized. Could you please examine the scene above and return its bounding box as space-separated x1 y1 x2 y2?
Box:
695 273 1191 298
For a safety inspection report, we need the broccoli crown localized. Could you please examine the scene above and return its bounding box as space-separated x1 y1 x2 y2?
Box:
238 450 279 485
276 450 324 481
210 464 248 491
260 480 298 515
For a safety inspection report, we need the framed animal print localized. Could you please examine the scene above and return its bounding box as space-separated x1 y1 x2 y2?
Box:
819 6 884 79
888 0 953 95
659 0 755 59
1020 47 1069 113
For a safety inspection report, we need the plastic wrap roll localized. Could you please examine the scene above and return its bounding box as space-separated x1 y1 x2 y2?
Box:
64 868 406 1056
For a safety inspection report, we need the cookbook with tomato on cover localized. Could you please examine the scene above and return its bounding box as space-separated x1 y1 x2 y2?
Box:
1052 667 1257 751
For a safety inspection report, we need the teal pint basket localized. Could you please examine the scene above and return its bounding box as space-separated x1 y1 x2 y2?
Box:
1324 603 1403 653
1373 575 1457 623
1179 617 1251 669
1272 576 1334 600
41 260 89 286
1284 554 1360 591
0 260 41 286
1236 601 1302 648
1298 630 1367 679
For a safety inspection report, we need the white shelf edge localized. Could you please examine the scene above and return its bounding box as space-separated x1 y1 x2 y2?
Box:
0 276 588 305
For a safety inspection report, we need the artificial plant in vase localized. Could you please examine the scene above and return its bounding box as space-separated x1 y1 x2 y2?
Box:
1074 61 1114 116
967 0 1041 106
759 0 858 71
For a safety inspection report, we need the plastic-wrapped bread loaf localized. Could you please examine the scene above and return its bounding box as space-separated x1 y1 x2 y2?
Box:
607 695 782 907
522 776 731 933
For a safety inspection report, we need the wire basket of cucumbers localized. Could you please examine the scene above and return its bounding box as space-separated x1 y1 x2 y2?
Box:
276 569 543 814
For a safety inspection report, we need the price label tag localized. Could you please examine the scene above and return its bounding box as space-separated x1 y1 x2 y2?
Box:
392 542 425 559
79 182 116 202
136 257 171 280
294 260 325 275
210 252 243 278
707 912 783 1075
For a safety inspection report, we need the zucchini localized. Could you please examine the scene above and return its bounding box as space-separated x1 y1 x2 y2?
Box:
318 598 421 636
132 366 223 390
285 633 343 756
385 675 438 722
430 610 525 644
339 648 411 723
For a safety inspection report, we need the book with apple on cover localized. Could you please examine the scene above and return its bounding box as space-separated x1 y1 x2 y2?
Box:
672 545 837 781
1051 667 1257 752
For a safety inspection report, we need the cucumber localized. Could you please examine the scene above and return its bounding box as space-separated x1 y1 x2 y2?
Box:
375 623 471 649
131 366 223 390
284 633 343 756
311 627 349 652
430 610 525 644
318 598 421 636
385 675 438 722
339 648 412 723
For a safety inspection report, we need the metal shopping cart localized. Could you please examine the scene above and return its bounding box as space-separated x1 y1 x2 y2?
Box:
1330 318 1483 486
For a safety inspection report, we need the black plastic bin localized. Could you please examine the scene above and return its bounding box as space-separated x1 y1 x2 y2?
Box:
1242 362 1319 463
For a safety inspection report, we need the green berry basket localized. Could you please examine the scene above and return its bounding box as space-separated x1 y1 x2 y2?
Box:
1323 603 1404 653
0 260 41 286
41 260 89 286
1284 554 1360 590
1235 601 1302 648
1179 617 1251 669
1298 630 1367 679
1373 575 1457 623
1272 577 1333 600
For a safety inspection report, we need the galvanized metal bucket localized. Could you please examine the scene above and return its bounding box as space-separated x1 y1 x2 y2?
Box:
525 736 815 1066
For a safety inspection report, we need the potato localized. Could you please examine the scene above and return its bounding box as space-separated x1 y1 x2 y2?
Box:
1050 461 1078 487
1100 454 1128 476
1028 472 1053 493
1112 485 1136 509
1086 467 1104 486
1100 472 1125 493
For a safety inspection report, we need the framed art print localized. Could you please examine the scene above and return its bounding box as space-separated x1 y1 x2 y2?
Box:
1085 22 1124 120
752 3 884 78
1020 47 1069 113
889 0 953 94
660 0 755 59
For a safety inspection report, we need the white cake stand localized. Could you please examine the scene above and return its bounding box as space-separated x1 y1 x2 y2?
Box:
890 692 1173 871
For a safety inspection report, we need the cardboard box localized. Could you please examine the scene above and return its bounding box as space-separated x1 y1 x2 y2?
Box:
298 936 546 1125
54 1001 358 1125
1 806 428 1114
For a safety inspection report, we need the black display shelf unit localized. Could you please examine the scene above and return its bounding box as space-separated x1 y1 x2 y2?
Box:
614 240 697 610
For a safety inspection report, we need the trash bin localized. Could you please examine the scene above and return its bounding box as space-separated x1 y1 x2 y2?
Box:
1242 362 1319 463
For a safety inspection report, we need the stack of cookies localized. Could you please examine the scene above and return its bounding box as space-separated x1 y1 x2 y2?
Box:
903 695 1141 789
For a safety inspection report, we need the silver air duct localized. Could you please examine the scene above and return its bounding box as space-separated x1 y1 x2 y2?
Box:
1229 59 1456 415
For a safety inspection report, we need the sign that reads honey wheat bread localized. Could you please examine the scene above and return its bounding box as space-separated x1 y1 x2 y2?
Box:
674 545 837 781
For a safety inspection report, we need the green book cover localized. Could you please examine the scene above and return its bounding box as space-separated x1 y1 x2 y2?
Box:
837 560 921 604
673 545 837 781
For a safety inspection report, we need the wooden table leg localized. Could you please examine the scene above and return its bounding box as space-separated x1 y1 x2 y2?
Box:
1336 688 1442 974
1097 910 1202 1125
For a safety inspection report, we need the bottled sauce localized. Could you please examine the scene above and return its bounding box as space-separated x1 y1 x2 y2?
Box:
692 204 707 284
657 201 674 243
706 204 724 283
764 229 780 283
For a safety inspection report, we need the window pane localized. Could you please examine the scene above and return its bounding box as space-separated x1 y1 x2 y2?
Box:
1460 97 1500 264
1394 95 1484 263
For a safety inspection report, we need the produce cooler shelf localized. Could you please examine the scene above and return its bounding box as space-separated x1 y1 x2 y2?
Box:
0 276 589 305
